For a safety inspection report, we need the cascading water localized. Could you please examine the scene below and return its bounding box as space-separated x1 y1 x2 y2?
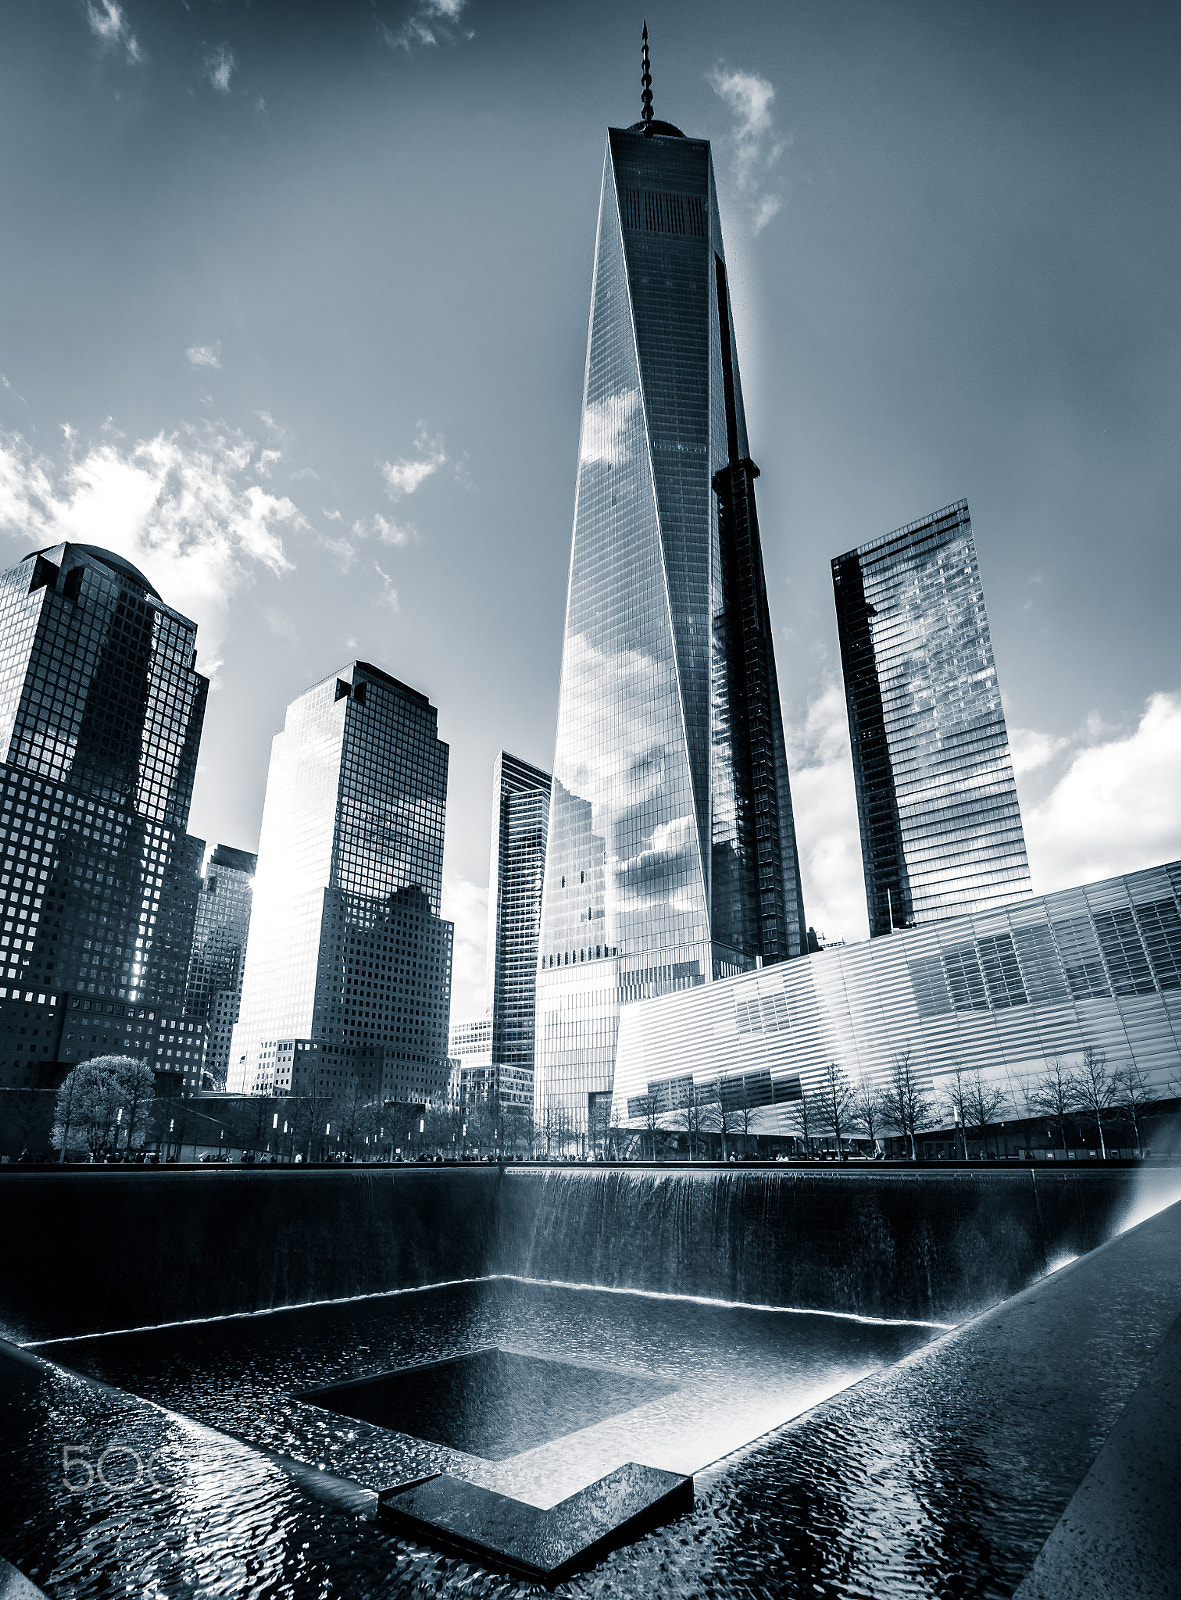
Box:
0 1162 1147 1343
490 1166 1136 1321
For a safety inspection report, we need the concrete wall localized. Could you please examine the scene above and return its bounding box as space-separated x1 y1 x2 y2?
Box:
3 1164 1177 1344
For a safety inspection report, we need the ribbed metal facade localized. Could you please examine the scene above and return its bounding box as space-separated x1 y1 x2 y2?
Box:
613 861 1181 1130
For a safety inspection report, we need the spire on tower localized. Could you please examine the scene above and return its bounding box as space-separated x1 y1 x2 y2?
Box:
641 23 653 125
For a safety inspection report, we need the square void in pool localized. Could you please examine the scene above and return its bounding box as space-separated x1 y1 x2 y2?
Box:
300 1347 674 1461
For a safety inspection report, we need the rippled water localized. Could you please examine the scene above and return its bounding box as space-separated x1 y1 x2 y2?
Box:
5 1210 1179 1600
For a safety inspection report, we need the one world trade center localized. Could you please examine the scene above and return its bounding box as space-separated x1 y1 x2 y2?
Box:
535 36 807 1133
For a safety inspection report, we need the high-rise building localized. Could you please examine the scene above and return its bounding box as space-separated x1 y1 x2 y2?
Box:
534 47 807 1131
0 543 208 1090
227 661 453 1106
833 499 1032 937
486 751 550 1106
184 844 256 1089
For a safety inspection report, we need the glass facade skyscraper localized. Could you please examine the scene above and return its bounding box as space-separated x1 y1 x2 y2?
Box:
183 843 256 1090
535 107 806 1130
486 751 550 1102
833 500 1032 937
228 662 453 1106
0 542 208 1089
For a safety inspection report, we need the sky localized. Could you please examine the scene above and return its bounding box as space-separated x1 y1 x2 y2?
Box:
1 0 1179 1021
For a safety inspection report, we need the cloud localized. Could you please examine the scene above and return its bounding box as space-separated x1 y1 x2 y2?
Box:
0 422 302 676
580 388 641 469
373 561 399 613
382 431 446 500
320 535 356 573
1024 692 1181 892
710 68 787 233
186 343 221 370
381 0 471 52
441 870 487 1023
354 512 414 546
1008 726 1069 775
85 0 145 65
204 44 236 94
786 682 868 947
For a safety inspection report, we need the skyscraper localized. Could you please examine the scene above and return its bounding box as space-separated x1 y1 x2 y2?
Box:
832 499 1032 937
227 661 453 1106
0 542 208 1089
486 751 549 1109
184 843 256 1089
535 43 807 1131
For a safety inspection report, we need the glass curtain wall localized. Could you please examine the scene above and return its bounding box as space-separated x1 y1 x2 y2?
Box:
536 121 806 1132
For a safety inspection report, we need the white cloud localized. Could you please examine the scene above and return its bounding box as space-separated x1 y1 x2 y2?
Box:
320 535 356 573
580 388 641 469
786 682 868 947
354 512 414 547
442 869 487 1023
1008 726 1069 775
710 67 787 233
382 432 446 501
204 44 236 94
186 343 221 370
0 423 302 676
1024 692 1181 892
381 0 470 52
373 561 399 613
85 0 145 65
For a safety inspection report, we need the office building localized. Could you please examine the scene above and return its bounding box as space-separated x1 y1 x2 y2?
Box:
534 54 807 1131
183 843 256 1089
833 499 1031 937
0 543 208 1090
486 751 549 1102
227 662 453 1105
613 860 1181 1139
448 1014 533 1114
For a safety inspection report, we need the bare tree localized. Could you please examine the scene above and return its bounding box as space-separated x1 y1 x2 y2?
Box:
1111 1060 1154 1153
605 1097 634 1160
1073 1047 1117 1159
879 1048 934 1160
817 1061 855 1156
728 1074 759 1158
784 1085 817 1157
851 1076 886 1155
667 1079 710 1161
631 1091 663 1161
1028 1058 1078 1155
939 1065 971 1159
541 1100 574 1159
697 1077 734 1160
965 1069 1010 1158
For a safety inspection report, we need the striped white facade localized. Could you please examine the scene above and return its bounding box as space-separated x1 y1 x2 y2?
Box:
613 861 1181 1132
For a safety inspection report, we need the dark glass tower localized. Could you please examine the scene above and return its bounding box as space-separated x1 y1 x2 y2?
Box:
228 662 453 1107
0 543 208 1090
535 58 806 1130
486 751 550 1105
833 500 1032 937
184 843 256 1089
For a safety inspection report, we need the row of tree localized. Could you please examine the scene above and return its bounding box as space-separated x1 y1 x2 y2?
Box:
617 1048 1170 1161
49 1047 1171 1163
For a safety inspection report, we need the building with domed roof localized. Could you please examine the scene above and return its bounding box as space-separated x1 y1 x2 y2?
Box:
0 542 208 1096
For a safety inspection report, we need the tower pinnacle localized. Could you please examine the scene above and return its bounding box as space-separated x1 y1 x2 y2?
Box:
641 23 653 125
